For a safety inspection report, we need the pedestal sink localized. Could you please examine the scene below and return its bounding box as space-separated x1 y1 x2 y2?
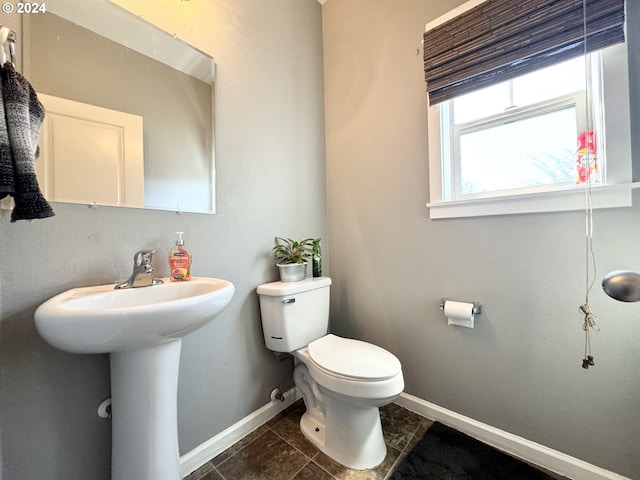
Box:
34 277 235 480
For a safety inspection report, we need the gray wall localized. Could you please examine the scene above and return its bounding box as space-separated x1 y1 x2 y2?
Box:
0 0 325 478
323 1 640 478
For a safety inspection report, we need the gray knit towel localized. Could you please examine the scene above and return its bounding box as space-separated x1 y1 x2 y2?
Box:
1 62 54 222
0 63 13 198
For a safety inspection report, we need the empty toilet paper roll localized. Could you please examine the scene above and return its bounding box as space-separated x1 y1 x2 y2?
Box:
444 300 475 328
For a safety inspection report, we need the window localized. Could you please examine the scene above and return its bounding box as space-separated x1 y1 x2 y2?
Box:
424 0 634 219
447 56 587 199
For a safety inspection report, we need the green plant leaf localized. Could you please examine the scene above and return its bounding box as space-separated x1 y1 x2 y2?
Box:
273 236 314 264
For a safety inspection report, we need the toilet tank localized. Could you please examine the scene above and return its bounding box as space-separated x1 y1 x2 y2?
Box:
257 277 332 352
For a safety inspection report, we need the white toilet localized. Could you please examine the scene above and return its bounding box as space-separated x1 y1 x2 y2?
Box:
257 277 404 470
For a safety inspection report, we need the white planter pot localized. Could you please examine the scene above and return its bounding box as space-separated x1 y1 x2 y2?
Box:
277 263 307 282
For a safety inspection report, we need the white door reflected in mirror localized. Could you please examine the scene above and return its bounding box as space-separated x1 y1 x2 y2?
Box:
37 94 145 208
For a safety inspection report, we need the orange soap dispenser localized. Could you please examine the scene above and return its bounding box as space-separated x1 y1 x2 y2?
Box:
169 231 192 281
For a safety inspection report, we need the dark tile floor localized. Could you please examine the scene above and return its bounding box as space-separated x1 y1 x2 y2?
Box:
184 400 432 480
184 399 569 480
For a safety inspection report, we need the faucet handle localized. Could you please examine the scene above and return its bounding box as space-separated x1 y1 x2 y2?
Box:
134 249 157 267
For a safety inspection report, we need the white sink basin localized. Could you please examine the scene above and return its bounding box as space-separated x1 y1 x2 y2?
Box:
35 277 234 354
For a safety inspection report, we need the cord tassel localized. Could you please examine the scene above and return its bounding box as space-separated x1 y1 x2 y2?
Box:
579 304 599 368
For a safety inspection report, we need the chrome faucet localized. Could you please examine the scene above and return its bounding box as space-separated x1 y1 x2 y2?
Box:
115 249 164 289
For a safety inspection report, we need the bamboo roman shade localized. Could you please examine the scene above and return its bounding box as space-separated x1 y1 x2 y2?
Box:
423 0 625 105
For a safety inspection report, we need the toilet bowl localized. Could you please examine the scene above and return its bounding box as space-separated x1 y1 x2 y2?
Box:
257 278 404 469
293 335 404 469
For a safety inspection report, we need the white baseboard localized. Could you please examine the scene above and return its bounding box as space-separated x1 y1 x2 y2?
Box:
179 387 300 478
179 389 630 480
395 392 631 480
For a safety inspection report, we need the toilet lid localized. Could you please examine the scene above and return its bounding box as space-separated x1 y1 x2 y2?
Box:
308 334 401 380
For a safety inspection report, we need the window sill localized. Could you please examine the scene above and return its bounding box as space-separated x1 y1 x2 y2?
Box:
427 183 640 219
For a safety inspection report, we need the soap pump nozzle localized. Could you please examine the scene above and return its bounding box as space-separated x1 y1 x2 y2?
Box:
175 231 185 247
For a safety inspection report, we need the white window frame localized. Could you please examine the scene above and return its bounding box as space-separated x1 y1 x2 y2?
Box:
427 42 636 219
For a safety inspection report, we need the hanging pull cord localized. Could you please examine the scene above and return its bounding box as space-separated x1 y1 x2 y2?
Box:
580 170 598 370
579 0 602 370
579 304 599 369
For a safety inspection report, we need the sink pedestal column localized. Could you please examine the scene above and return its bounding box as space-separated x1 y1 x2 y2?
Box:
110 339 182 480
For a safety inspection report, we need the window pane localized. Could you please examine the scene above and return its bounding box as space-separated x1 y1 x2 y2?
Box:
452 56 587 125
513 57 586 106
453 83 510 124
459 108 577 195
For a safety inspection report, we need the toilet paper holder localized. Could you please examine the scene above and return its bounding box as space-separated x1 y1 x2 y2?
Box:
439 298 482 315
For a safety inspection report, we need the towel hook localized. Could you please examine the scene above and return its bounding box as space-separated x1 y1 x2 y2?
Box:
0 26 16 67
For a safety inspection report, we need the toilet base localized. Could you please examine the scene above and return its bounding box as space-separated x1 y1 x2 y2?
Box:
298 390 387 470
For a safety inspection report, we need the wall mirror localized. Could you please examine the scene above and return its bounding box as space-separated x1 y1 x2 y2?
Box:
22 0 216 214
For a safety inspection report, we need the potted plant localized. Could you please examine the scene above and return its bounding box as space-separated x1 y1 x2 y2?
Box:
273 237 314 282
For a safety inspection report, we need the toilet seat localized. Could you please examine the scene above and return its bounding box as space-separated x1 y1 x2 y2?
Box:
308 334 401 380
298 335 404 400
